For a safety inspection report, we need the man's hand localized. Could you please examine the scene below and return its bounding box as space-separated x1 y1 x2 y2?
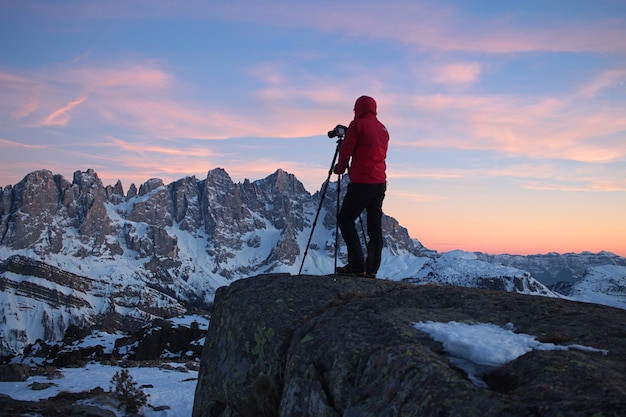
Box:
333 164 345 175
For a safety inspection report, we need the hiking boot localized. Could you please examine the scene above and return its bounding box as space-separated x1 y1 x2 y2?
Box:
365 273 376 279
336 265 365 276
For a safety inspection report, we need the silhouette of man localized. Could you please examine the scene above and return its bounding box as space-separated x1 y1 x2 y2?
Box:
334 95 389 278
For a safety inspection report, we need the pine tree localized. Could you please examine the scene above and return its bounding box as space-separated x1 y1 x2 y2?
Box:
110 369 149 415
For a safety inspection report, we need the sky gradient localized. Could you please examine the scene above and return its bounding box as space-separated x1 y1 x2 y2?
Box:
1 0 625 256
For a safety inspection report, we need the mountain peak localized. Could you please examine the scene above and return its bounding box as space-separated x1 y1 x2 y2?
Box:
138 178 165 196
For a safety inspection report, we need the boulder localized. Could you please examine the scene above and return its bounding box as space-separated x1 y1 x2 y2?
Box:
193 274 626 417
0 364 31 382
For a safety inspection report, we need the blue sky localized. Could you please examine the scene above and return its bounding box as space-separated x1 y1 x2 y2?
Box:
1 0 625 256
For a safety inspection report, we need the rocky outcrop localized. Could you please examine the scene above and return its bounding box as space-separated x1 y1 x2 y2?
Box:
193 274 626 417
0 255 94 293
0 169 122 257
113 318 206 362
0 170 69 252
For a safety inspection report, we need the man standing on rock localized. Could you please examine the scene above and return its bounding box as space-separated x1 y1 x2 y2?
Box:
334 95 389 278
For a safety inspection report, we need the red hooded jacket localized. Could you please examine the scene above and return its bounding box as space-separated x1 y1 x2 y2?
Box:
336 96 389 184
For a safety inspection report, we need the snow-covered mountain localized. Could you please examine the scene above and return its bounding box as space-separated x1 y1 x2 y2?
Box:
400 250 555 297
475 251 626 286
1 168 624 357
474 252 626 310
563 264 626 310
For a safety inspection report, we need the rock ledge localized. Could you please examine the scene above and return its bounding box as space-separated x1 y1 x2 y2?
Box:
193 274 626 417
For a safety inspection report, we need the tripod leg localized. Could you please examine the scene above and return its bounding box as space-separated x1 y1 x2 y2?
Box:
298 139 343 275
334 173 341 278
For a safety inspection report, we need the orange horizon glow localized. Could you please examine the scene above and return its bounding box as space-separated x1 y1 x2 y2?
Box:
419 237 626 258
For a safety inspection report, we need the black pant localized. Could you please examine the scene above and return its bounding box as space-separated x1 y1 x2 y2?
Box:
338 182 386 274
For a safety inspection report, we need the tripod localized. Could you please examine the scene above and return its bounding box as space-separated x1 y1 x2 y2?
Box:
298 136 366 277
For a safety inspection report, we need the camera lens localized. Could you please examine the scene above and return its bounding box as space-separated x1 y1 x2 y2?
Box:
328 124 347 139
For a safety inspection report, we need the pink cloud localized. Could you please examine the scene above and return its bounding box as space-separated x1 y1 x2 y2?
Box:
524 180 626 193
70 64 172 91
3 58 366 140
92 158 330 195
12 96 40 120
432 62 485 86
0 63 253 139
5 58 622 172
216 2 626 55
41 95 88 126
0 70 45 124
398 91 626 164
577 68 626 98
14 62 337 140
0 138 46 149
392 190 445 203
434 21 626 55
107 137 214 158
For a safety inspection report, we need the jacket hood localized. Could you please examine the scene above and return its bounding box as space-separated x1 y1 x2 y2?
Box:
354 95 377 118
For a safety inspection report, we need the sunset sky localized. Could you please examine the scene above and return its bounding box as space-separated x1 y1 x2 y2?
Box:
1 0 625 257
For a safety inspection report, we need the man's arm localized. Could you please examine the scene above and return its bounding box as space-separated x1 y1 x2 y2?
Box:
334 121 358 174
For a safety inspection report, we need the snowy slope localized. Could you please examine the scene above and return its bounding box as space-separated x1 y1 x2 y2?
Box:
567 265 626 310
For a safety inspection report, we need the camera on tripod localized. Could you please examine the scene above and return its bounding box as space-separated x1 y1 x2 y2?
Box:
327 124 348 139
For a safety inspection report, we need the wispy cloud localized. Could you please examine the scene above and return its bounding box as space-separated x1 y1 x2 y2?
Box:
393 190 445 203
434 20 626 55
70 64 172 91
431 62 486 86
395 87 626 164
523 178 626 193
12 96 40 120
3 54 623 169
41 95 88 126
0 71 35 85
388 168 462 181
0 70 45 125
107 137 214 158
0 138 46 150
577 68 626 98
224 2 626 55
